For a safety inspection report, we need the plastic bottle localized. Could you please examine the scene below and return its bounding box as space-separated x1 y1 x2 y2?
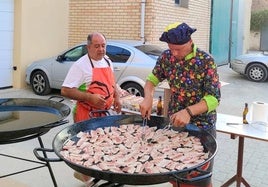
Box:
156 96 163 116
243 103 249 124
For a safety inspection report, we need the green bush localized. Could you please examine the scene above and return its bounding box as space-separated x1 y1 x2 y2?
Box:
251 9 268 31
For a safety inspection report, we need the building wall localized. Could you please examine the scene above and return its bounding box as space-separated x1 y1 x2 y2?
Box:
13 0 69 88
153 0 211 50
12 0 211 89
237 0 252 54
249 0 268 51
251 0 268 12
69 0 145 46
69 0 211 51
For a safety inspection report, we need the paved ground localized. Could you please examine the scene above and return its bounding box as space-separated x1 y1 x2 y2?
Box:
0 64 268 187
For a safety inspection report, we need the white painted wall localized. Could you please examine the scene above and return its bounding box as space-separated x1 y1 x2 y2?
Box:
13 0 69 88
0 0 14 88
238 0 252 54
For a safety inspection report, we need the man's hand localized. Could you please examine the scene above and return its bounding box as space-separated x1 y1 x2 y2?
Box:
170 109 191 127
113 97 122 113
139 98 153 119
88 93 106 109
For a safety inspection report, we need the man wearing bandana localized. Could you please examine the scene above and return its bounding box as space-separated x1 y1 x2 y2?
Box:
140 22 221 187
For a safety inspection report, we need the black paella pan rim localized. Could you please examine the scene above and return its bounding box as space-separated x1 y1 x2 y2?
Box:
0 97 71 144
52 115 218 185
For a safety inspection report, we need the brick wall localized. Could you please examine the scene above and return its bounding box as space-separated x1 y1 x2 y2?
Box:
69 0 144 46
149 0 211 50
69 0 211 51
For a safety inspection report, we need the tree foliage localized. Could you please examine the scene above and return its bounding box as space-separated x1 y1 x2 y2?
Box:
251 9 268 31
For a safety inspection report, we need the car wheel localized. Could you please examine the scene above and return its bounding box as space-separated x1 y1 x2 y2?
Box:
246 63 268 82
121 82 144 97
30 70 51 95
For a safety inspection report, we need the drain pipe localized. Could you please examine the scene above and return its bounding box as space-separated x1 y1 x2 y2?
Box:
141 0 146 44
228 0 234 64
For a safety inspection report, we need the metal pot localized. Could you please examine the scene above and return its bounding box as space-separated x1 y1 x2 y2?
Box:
34 114 217 185
0 96 71 144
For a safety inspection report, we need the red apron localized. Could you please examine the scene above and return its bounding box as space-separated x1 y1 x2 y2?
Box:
74 58 115 122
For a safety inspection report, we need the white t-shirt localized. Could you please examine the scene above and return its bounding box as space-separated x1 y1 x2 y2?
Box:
62 54 113 89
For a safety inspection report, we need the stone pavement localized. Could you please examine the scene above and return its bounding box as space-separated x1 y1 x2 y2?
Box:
0 64 268 187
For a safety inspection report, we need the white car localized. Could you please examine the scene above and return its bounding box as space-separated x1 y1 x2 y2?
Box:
230 51 268 82
26 40 164 96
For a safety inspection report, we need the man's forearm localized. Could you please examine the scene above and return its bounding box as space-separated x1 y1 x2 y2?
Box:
186 100 208 117
61 87 91 102
144 80 155 99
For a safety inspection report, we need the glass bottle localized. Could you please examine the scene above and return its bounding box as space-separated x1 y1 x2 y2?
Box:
156 96 163 116
243 103 249 124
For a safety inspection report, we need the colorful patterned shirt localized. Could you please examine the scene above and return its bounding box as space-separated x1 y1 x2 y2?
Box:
149 44 221 127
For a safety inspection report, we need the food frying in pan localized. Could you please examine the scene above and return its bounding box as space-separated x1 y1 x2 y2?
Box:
60 124 208 174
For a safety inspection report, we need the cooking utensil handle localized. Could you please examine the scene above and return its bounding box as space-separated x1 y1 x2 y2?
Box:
185 123 202 132
33 147 62 162
48 95 65 102
170 171 212 183
42 120 69 129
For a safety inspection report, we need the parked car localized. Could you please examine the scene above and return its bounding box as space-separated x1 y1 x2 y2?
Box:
230 52 268 82
26 40 165 96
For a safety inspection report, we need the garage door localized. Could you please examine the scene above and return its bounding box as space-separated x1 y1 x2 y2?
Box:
210 0 238 65
0 0 14 88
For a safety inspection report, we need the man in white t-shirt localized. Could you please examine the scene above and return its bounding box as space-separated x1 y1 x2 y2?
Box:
62 32 121 123
61 32 122 185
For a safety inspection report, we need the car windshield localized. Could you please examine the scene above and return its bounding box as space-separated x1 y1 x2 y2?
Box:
135 45 164 60
63 45 87 61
